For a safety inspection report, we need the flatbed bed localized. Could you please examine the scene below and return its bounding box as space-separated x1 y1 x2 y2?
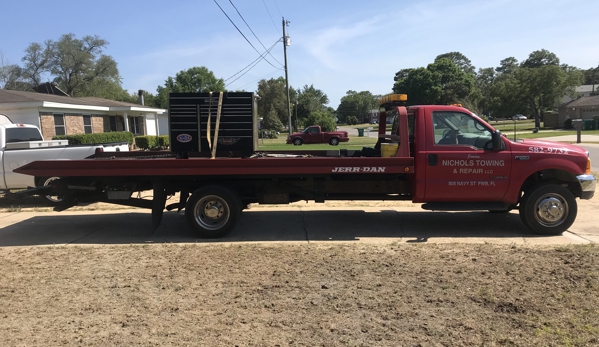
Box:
16 152 414 177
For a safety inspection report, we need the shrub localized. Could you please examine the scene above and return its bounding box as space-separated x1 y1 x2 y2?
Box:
258 130 279 139
134 135 170 150
53 131 134 145
261 106 284 132
302 111 337 132
346 115 359 125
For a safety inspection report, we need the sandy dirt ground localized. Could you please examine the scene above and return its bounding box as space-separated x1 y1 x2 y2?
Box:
0 243 598 346
1 196 599 346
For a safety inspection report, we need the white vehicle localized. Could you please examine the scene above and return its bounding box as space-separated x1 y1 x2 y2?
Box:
0 114 129 203
512 114 527 120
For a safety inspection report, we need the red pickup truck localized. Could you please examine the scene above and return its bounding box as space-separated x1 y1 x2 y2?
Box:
286 125 349 146
15 93 596 238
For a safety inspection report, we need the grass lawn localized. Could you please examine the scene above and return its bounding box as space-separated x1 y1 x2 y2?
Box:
257 136 377 151
258 121 599 151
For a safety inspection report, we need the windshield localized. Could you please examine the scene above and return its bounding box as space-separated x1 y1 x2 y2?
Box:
5 127 43 143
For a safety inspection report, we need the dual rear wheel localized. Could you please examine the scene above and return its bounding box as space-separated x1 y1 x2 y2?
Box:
185 185 242 238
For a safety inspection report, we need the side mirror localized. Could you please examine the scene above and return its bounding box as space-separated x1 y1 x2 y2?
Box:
492 130 503 151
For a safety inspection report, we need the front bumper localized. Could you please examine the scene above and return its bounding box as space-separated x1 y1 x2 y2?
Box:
577 174 596 200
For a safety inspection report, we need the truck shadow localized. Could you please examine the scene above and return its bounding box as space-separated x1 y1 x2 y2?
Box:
0 209 547 247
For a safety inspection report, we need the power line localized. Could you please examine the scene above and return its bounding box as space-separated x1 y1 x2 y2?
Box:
273 0 283 17
224 39 281 84
262 0 281 35
235 69 281 91
228 0 284 67
213 0 280 70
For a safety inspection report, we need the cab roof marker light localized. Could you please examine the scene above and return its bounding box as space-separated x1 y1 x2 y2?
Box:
377 94 408 105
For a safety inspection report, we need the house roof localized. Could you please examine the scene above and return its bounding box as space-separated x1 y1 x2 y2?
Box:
0 89 165 113
561 95 599 108
576 85 598 93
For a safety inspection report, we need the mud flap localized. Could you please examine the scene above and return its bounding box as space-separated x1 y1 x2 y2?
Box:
152 181 166 230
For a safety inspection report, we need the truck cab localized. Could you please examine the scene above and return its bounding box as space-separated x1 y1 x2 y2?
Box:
379 94 595 234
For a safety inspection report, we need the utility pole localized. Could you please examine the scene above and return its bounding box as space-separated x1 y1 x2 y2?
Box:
282 17 292 133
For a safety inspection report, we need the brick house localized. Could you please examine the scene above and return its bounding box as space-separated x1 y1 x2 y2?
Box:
558 95 599 126
0 89 167 138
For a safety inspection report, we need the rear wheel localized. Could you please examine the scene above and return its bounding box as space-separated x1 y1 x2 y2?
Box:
519 183 577 235
37 177 62 205
329 138 339 146
292 138 303 146
185 185 241 238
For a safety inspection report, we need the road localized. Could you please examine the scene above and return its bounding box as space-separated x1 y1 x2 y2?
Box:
1 200 598 247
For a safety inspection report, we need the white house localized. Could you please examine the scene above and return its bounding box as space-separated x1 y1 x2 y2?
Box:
0 89 167 138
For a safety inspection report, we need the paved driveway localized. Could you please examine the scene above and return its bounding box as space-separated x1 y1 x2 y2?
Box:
1 200 597 247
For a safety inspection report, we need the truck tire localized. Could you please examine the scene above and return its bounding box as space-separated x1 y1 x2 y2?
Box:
185 185 241 238
292 138 303 146
329 138 340 146
37 177 62 205
519 183 577 235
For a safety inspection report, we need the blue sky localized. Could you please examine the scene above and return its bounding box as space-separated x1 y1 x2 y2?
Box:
2 0 597 107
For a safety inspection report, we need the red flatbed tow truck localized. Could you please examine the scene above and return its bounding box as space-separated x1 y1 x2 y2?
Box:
15 92 596 238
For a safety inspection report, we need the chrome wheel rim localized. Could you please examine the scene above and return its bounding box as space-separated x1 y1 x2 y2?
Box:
534 193 568 227
193 195 230 231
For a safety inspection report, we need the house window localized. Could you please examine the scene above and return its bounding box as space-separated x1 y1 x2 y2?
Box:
129 116 142 135
83 115 93 134
109 116 124 132
54 114 65 135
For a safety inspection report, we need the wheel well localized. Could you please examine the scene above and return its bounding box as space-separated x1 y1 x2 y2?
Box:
519 169 581 201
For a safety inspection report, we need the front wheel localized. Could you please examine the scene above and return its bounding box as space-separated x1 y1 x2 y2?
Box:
329 138 339 146
292 138 303 146
519 183 577 235
185 185 241 238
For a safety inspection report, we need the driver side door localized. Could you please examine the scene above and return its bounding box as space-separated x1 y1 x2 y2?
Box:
424 110 511 201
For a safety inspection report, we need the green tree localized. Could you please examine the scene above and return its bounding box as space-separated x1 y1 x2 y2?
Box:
393 67 439 104
155 66 225 108
10 34 121 96
435 52 475 75
521 49 559 68
495 57 519 76
256 77 295 125
51 34 119 96
302 110 336 132
489 73 527 119
296 84 329 123
336 90 377 123
473 67 496 117
0 51 25 90
20 41 53 87
393 59 473 105
78 78 136 102
261 105 284 132
516 64 583 127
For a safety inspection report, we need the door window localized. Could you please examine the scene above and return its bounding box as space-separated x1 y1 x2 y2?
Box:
433 112 492 149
